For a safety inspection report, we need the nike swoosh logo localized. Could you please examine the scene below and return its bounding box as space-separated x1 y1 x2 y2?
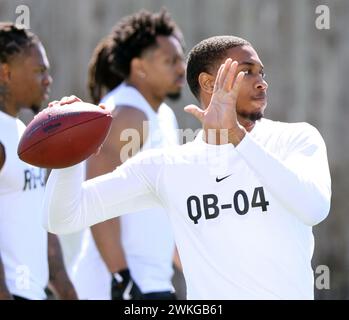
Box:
122 280 133 300
216 174 232 183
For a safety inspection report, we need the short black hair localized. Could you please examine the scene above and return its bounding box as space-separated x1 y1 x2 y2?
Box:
0 22 40 63
88 8 184 104
186 35 251 99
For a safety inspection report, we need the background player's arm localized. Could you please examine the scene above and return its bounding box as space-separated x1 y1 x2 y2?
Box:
88 106 147 274
0 252 12 300
47 233 78 299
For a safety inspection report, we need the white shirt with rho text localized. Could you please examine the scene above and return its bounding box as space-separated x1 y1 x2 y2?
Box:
43 118 331 299
0 111 48 300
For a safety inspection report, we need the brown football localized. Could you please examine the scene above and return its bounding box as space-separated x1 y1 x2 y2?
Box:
17 102 113 168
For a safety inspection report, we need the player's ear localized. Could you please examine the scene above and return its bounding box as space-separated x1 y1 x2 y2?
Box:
0 63 11 83
131 57 147 79
198 72 215 94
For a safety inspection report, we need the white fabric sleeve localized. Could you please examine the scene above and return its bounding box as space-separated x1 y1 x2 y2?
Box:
42 159 161 234
235 125 331 226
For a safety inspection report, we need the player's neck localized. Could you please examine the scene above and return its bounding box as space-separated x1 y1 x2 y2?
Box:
128 82 163 112
140 90 163 112
0 94 17 117
126 79 164 112
0 86 7 114
237 116 256 132
0 105 17 117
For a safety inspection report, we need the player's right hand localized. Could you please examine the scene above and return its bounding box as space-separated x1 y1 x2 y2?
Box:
48 95 82 107
184 58 247 145
184 58 245 132
48 95 106 110
111 269 143 300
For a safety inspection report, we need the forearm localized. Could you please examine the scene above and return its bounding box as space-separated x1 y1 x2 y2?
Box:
0 254 12 300
91 218 127 273
47 233 77 300
43 160 160 235
234 133 331 226
43 163 108 234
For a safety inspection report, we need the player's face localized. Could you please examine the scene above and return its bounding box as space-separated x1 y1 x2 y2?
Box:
7 42 52 113
142 35 186 101
221 45 268 128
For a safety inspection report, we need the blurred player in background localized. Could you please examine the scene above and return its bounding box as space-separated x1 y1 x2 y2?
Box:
69 9 186 300
0 22 77 300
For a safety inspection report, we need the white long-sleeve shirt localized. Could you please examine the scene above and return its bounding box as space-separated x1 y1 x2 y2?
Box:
43 118 331 299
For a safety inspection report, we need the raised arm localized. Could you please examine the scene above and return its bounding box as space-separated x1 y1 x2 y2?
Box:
185 58 331 226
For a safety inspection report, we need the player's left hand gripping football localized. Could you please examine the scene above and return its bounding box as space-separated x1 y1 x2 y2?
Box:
184 58 246 145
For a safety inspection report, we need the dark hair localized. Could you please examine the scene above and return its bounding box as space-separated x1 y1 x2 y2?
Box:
186 35 251 99
88 8 184 104
0 22 40 63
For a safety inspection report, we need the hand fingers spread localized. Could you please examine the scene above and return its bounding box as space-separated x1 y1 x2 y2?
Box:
219 58 233 89
213 64 224 93
223 61 238 92
184 104 205 123
230 71 245 99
